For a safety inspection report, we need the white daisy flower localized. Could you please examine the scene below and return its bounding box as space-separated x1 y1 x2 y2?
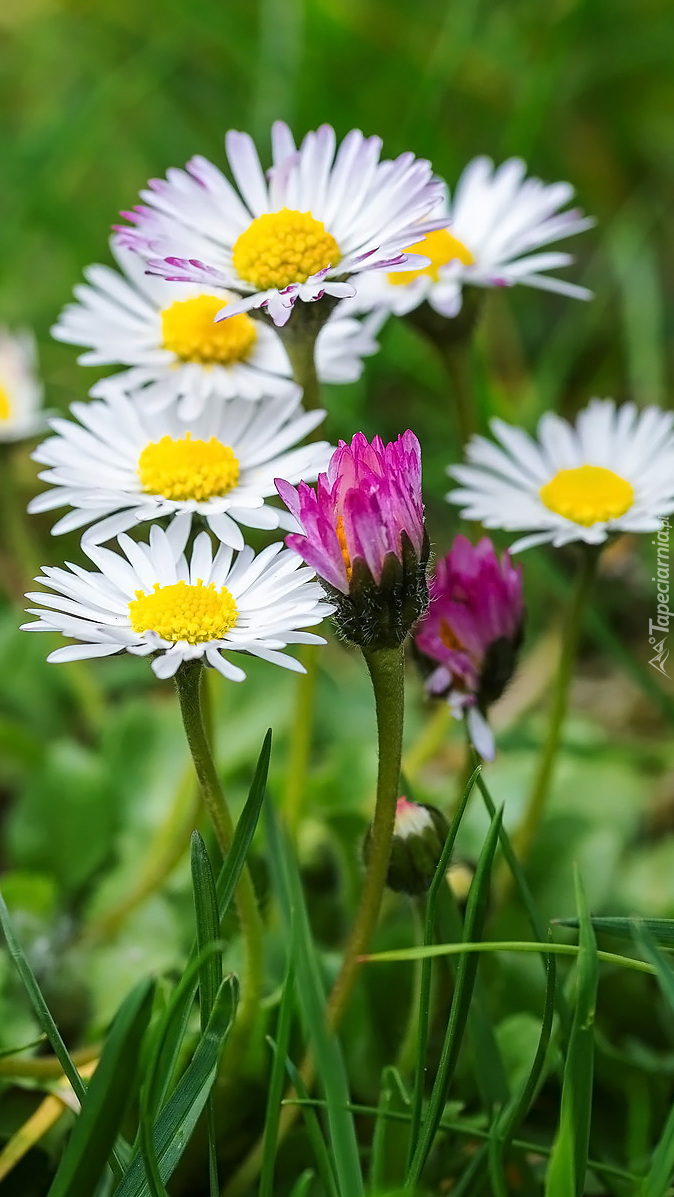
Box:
0 327 45 442
352 156 593 319
21 522 333 681
28 389 331 549
447 399 674 553
115 121 446 326
52 242 385 418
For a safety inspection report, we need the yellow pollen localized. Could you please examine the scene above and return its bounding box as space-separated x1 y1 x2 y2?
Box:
232 208 341 290
128 579 238 644
0 383 11 421
439 618 465 653
336 516 352 582
539 465 635 526
387 228 475 285
138 433 240 502
160 294 257 365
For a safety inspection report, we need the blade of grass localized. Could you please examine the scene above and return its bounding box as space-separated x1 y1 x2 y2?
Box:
283 1055 340 1197
632 923 674 1197
266 800 364 1197
370 1066 411 1192
259 958 296 1197
48 978 155 1197
408 763 481 1163
0 887 127 1176
114 973 238 1197
288 1171 316 1197
146 730 270 1114
360 941 655 976
545 870 598 1197
191 832 223 1197
436 885 510 1111
557 917 674 949
488 947 557 1196
406 805 504 1187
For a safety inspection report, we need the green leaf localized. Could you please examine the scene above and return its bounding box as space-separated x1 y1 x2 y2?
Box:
284 1054 340 1197
214 728 271 920
191 831 223 1197
556 917 674 948
259 958 296 1197
406 804 504 1187
370 1066 411 1192
409 763 480 1162
632 923 674 1197
48 977 155 1197
488 949 557 1197
545 870 598 1197
113 973 238 1197
288 1171 316 1197
266 800 364 1197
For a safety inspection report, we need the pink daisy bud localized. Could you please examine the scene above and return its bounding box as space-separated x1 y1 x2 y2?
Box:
414 535 524 760
365 796 449 895
276 430 429 648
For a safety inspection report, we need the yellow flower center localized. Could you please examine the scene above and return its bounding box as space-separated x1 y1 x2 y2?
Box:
160 294 257 364
539 465 635 526
0 384 11 421
387 228 475 285
128 579 238 644
138 433 240 502
232 208 341 290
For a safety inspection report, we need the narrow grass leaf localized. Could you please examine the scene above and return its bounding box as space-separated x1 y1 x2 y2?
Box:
190 831 223 1197
288 1171 316 1197
284 1056 340 1197
113 974 238 1197
48 978 155 1197
488 948 557 1196
407 805 504 1187
259 958 296 1197
215 728 271 919
633 923 674 1197
370 1067 411 1192
545 871 598 1197
266 800 364 1197
557 917 674 949
409 763 480 1163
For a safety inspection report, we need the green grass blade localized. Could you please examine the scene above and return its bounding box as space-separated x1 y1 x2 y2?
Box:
48 977 155 1197
545 871 598 1197
407 804 504 1187
114 973 238 1197
215 728 271 919
436 886 510 1110
259 958 296 1197
0 887 89 1104
288 1170 316 1197
632 923 674 1197
408 763 481 1163
266 800 364 1197
284 1055 340 1197
370 1066 411 1192
557 917 674 948
191 831 223 1197
488 948 557 1195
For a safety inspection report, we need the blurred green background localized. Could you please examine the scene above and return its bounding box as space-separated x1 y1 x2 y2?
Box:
1 0 674 1191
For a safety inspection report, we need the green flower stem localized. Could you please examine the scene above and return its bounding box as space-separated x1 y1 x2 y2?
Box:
406 290 483 448
280 325 322 412
283 643 318 839
513 546 599 863
175 660 264 1053
325 642 406 1029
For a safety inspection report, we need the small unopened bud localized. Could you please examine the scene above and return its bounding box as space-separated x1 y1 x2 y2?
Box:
365 797 449 896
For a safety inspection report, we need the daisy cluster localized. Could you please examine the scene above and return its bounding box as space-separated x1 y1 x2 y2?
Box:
19 118 674 741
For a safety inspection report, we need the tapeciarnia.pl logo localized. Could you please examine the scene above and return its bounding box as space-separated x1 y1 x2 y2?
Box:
649 517 671 677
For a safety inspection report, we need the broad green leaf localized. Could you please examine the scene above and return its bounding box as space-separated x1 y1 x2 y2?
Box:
545 871 598 1197
48 977 155 1197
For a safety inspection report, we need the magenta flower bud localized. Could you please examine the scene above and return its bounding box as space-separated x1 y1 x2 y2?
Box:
414 534 524 760
276 430 429 648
